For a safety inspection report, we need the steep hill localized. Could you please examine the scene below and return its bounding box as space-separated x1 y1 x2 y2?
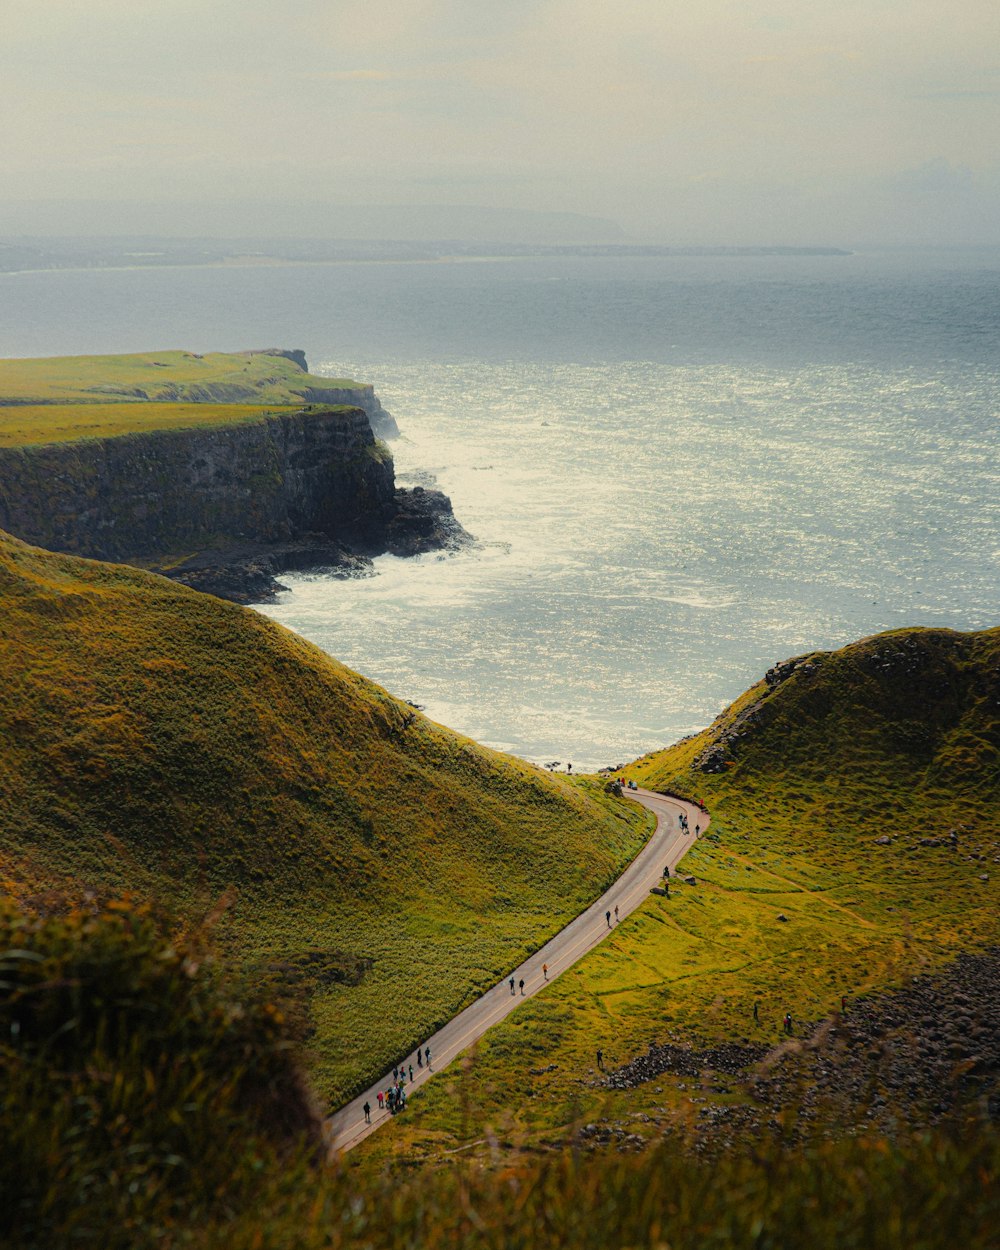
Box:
371 627 1000 1160
0 529 649 1099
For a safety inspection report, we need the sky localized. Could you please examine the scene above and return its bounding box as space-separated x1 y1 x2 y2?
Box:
1 0 999 244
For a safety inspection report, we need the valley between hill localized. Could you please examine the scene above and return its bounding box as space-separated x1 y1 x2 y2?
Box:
0 527 650 1102
1 504 998 1245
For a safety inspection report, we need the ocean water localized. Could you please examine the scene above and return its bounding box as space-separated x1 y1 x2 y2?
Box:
2 249 997 768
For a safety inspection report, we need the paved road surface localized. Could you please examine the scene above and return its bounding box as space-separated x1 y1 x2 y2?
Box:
326 787 708 1154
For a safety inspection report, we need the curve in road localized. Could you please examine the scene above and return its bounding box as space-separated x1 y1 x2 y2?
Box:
326 787 708 1154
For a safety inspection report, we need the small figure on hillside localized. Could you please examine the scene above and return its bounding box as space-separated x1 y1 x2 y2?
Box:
596 1047 604 1070
841 995 848 1013
783 1012 793 1035
606 910 612 928
567 762 572 772
425 1045 431 1066
510 977 516 995
543 963 549 980
614 905 619 923
519 978 525 995
753 1001 759 1024
363 1101 371 1124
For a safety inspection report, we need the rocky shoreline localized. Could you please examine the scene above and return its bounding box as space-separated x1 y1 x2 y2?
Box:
166 484 471 604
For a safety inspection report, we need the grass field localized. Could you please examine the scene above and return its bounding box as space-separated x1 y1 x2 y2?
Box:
0 349 357 404
0 527 651 1102
0 350 363 447
0 401 314 446
358 627 1000 1161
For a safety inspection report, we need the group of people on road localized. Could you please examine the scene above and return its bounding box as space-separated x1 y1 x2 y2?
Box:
362 1045 434 1124
678 812 700 837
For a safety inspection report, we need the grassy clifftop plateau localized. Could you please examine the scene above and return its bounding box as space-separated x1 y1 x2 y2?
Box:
0 348 355 411
374 626 1000 1160
0 528 649 1100
0 400 308 447
0 348 399 445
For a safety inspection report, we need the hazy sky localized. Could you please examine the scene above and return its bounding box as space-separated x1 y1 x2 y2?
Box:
2 0 999 244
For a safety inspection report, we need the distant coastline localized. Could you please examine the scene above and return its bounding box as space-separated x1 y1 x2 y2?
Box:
0 237 852 277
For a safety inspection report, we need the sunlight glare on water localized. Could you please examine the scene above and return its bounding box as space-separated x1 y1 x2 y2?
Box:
262 359 1000 770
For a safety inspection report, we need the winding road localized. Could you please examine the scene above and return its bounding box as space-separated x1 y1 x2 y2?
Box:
326 787 708 1154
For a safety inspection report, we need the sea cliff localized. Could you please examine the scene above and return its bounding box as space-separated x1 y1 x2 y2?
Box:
0 404 466 602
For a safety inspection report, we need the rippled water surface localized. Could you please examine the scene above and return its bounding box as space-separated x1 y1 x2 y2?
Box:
263 355 999 767
3 250 998 768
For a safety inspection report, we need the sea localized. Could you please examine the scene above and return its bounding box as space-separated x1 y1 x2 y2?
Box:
2 247 997 769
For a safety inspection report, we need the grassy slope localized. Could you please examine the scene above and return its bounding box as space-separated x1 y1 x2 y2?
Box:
368 627 1000 1160
0 529 650 1101
0 351 359 445
0 401 313 446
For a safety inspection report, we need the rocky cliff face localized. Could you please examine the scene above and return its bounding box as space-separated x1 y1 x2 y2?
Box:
0 406 467 602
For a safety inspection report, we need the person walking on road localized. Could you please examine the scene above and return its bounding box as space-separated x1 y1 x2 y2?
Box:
543 963 548 980
614 905 619 923
417 1049 423 1068
519 978 525 995
409 1064 414 1081
510 977 515 995
363 1101 371 1124
606 910 611 928
377 1090 384 1111
425 1045 431 1067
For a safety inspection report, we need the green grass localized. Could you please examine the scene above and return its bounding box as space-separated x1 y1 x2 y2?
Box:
0 349 358 403
364 627 1000 1160
0 527 650 1102
0 350 365 446
7 896 999 1250
0 402 312 446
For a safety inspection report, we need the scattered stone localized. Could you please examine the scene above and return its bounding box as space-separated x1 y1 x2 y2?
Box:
874 836 891 846
777 913 789 922
684 875 697 886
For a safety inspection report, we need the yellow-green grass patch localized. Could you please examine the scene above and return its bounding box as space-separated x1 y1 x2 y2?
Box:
0 349 358 405
0 402 311 446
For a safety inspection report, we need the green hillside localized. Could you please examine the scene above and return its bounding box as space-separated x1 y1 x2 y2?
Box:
372 627 1000 1159
0 528 650 1101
